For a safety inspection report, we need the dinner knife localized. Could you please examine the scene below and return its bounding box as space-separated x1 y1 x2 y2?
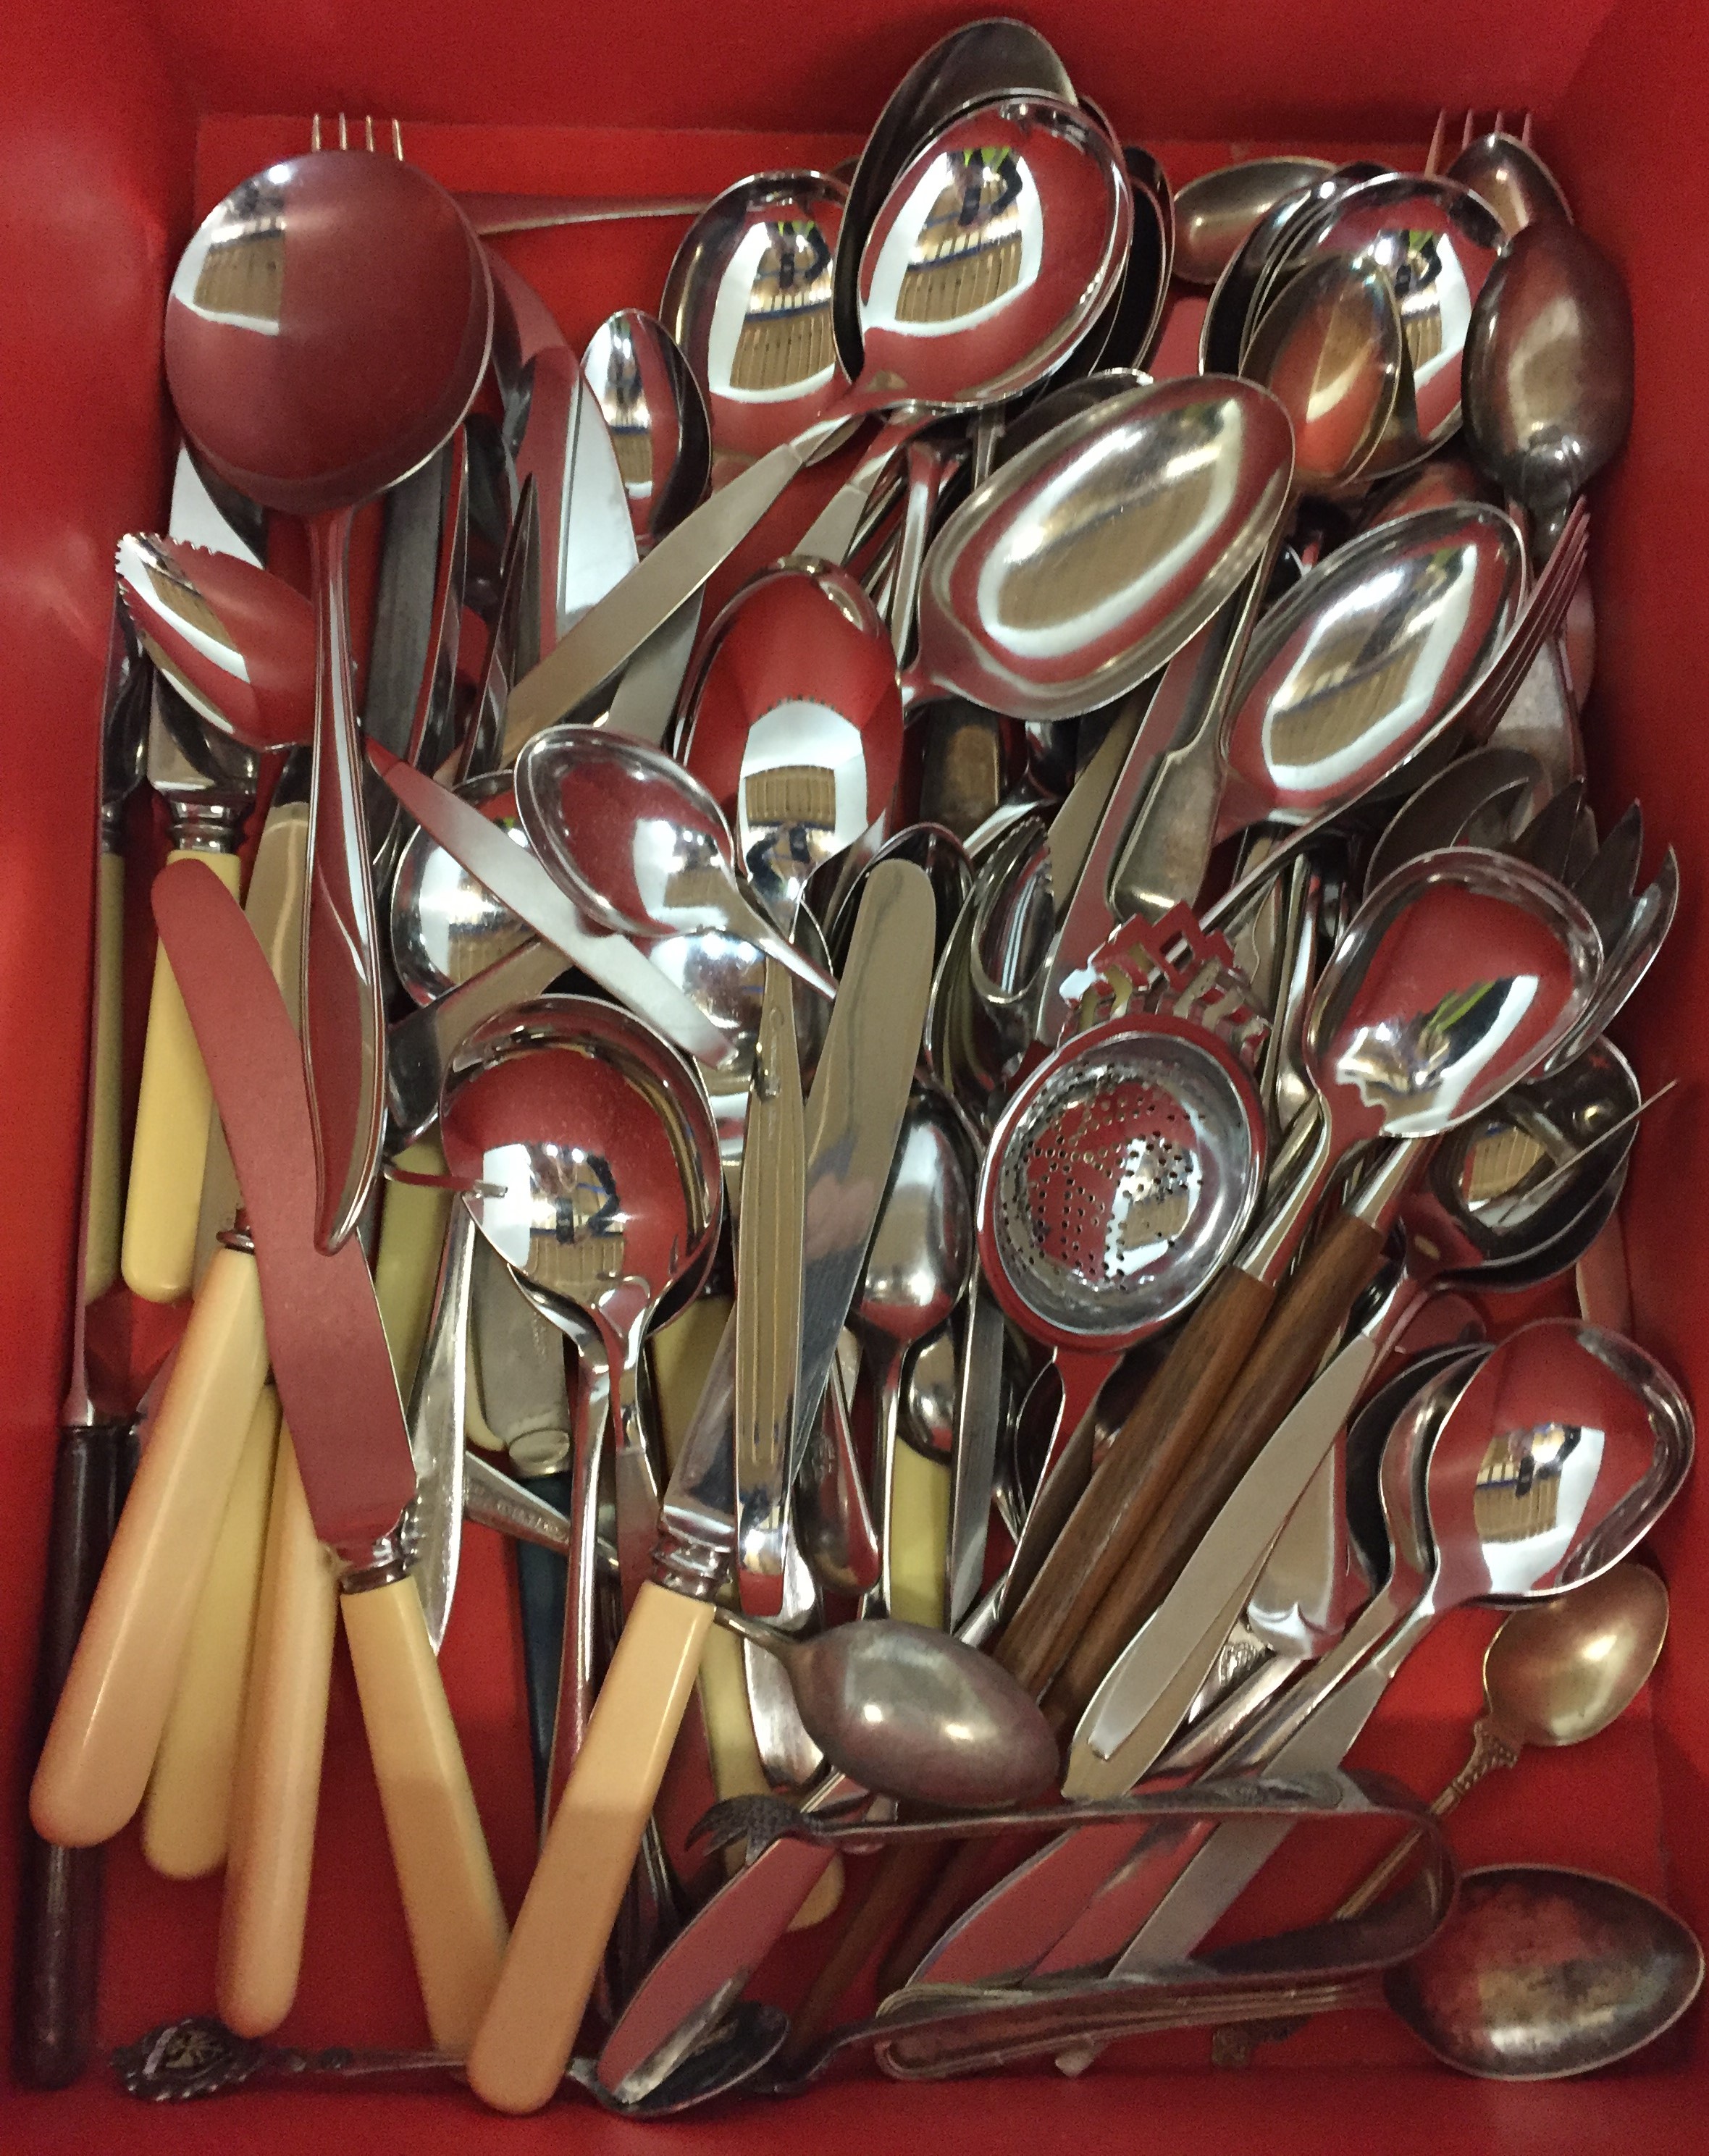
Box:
14 657 143 2084
37 862 507 2052
119 447 260 1303
734 961 805 1618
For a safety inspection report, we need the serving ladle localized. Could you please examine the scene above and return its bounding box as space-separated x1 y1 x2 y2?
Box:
165 149 491 1250
513 728 838 996
999 850 1600 1714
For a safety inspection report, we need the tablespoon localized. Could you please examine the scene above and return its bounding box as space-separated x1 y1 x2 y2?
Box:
389 772 534 1003
1003 851 1600 1717
678 564 904 925
164 150 492 1250
1363 744 1548 892
513 728 838 995
1448 130 1572 237
1174 156 1336 285
581 309 711 549
852 1087 975 1621
1096 1318 1693 1983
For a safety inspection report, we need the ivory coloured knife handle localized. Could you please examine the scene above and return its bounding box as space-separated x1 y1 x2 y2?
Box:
340 1573 509 2052
468 1580 714 2113
141 1383 280 1877
373 1137 453 1403
83 850 126 1304
121 848 244 1303
14 1422 123 2086
217 1428 339 2036
30 1242 270 1845
888 1443 951 1631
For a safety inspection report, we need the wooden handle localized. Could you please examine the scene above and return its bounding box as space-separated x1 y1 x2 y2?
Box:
374 1137 453 1403
217 1428 339 2035
341 1574 508 2052
1049 1212 1389 1725
141 1384 280 1878
14 1424 123 2086
83 851 127 1305
781 1840 942 2067
30 1243 270 1845
467 1580 713 2113
121 848 243 1304
995 1266 1277 1694
888 1442 951 1630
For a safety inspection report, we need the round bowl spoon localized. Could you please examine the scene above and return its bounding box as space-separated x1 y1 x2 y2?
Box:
711 1611 1057 1810
165 150 492 1250
440 995 722 1611
1448 130 1572 239
513 728 837 997
1174 156 1335 286
389 772 534 1005
115 531 314 751
1336 1562 1668 1917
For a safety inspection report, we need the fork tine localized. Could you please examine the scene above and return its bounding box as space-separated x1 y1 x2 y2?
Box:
1425 109 1448 176
364 114 375 152
392 119 404 159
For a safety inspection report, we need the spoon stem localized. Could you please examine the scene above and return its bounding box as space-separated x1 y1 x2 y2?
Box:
544 1319 613 1822
1335 1713 1523 1920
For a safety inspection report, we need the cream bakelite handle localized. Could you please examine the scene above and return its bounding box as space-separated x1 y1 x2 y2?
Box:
140 1384 280 1878
467 1580 715 2113
340 1575 508 2052
888 1443 952 1630
121 849 243 1303
217 1428 339 2035
30 1242 271 1845
373 1137 453 1402
84 849 127 1304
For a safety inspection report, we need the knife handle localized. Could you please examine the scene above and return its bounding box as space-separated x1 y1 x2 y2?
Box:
373 1138 453 1403
467 1580 714 2113
14 1422 123 2086
141 1383 280 1877
1048 1213 1389 1726
887 1441 951 1630
84 849 127 1304
340 1572 508 2052
217 1428 339 2035
121 848 244 1303
30 1242 271 1846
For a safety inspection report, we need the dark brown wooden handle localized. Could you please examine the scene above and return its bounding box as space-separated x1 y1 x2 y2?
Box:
778 1840 941 2068
1048 1211 1389 1727
14 1422 125 2087
995 1267 1277 1695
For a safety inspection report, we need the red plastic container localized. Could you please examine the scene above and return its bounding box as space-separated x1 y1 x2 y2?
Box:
4 0 1707 2146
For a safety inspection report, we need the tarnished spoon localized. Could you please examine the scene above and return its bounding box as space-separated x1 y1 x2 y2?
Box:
1175 156 1335 286
1448 130 1572 238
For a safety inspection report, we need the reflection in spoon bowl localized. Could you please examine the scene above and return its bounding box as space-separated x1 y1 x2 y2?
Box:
390 771 533 1005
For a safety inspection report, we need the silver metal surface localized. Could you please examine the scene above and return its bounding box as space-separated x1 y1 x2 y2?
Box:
404 1203 476 1650
1175 156 1335 286
390 772 534 1005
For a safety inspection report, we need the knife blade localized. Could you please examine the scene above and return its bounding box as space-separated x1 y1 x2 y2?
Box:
502 421 844 759
794 859 937 1465
1063 1331 1377 1797
367 744 727 1069
119 447 261 1303
734 960 804 1617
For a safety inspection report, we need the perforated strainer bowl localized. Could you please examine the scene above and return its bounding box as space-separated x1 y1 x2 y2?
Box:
978 1014 1267 1355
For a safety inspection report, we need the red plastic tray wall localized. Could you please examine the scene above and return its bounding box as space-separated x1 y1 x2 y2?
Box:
4 0 1708 2147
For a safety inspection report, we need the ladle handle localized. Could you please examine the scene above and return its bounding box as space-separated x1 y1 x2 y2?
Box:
994 1266 1277 1696
340 1572 509 2052
1046 1211 1390 1727
216 1427 338 2037
140 1384 280 1878
30 1242 272 1848
467 1578 715 2114
120 849 244 1301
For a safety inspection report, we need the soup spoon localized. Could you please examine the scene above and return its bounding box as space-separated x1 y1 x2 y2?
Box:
1174 156 1335 285
513 728 838 996
164 151 492 1250
1448 128 1572 238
